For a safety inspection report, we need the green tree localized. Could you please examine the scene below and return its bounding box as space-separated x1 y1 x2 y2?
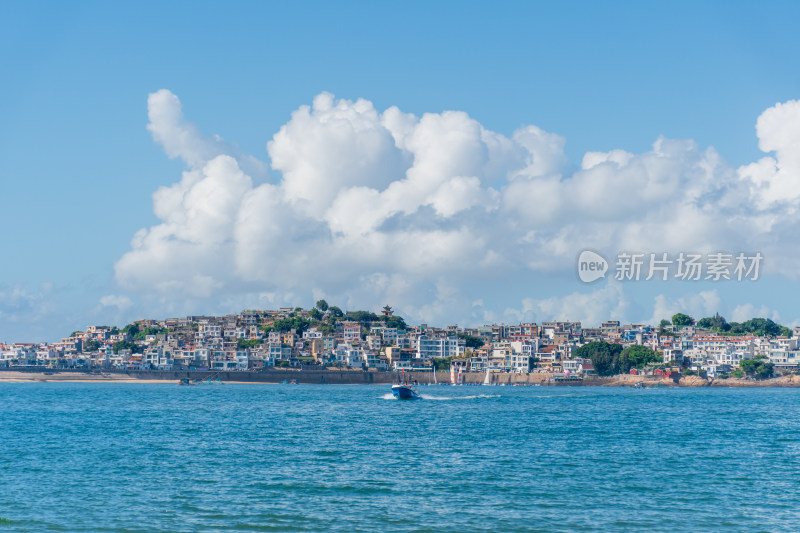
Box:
431 357 453 371
345 310 379 324
237 338 261 349
721 318 788 337
671 313 694 327
133 326 167 340
740 358 774 379
696 313 730 332
457 334 484 349
739 359 758 375
329 306 344 318
573 341 623 376
122 323 140 337
308 308 322 321
272 317 310 334
316 299 329 312
272 318 293 333
82 339 101 352
112 340 143 354
619 345 661 371
740 318 782 337
728 322 745 335
384 315 407 330
756 362 774 379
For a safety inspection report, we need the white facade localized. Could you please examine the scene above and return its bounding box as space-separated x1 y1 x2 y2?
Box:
343 324 361 342
303 328 323 339
333 344 363 368
769 349 800 369
198 322 221 337
416 335 460 361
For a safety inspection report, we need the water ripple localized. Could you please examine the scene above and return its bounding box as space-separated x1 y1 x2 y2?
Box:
2 384 800 531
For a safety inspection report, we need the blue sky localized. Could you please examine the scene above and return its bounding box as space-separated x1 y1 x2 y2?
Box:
2 1 800 342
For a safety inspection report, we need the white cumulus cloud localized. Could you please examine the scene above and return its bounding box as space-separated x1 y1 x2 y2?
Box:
515 282 630 327
114 91 800 326
648 290 722 325
739 99 800 208
98 294 133 311
731 303 780 323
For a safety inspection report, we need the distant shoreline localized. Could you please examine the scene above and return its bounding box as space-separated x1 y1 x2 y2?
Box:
2 369 800 387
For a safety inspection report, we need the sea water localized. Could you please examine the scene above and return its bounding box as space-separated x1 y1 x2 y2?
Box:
2 383 800 532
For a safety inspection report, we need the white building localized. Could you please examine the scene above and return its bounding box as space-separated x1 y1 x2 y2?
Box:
769 349 800 370
416 335 461 361
198 321 221 340
303 328 323 339
333 344 364 368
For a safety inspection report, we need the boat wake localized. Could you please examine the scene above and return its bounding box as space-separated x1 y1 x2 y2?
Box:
419 394 500 401
381 393 500 401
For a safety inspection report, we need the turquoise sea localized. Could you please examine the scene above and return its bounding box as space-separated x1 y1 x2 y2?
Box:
2 383 800 532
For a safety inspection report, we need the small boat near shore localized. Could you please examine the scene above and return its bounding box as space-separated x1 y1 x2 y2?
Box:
178 376 224 385
391 383 421 400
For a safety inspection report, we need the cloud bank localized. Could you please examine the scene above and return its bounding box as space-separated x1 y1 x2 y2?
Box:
114 90 800 326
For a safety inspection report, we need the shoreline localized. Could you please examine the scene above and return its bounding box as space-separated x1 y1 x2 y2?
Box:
2 369 800 387
0 371 177 384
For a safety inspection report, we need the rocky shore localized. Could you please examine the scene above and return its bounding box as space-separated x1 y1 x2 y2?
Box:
589 373 800 388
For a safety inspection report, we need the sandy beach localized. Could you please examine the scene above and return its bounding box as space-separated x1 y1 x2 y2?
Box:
0 370 278 384
0 371 176 384
0 368 400 385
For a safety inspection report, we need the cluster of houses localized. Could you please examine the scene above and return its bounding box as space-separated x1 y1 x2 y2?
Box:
2 308 800 378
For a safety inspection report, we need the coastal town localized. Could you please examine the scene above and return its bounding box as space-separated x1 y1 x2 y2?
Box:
2 301 799 382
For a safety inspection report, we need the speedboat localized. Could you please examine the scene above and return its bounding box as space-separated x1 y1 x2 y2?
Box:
391 383 421 400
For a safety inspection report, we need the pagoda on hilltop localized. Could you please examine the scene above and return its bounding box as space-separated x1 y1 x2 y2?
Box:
382 305 393 317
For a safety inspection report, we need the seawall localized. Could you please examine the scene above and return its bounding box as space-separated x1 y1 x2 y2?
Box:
5 367 800 387
122 369 559 385
2 367 557 385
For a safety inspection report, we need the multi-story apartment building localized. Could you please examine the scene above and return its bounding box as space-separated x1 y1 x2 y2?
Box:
416 335 461 361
